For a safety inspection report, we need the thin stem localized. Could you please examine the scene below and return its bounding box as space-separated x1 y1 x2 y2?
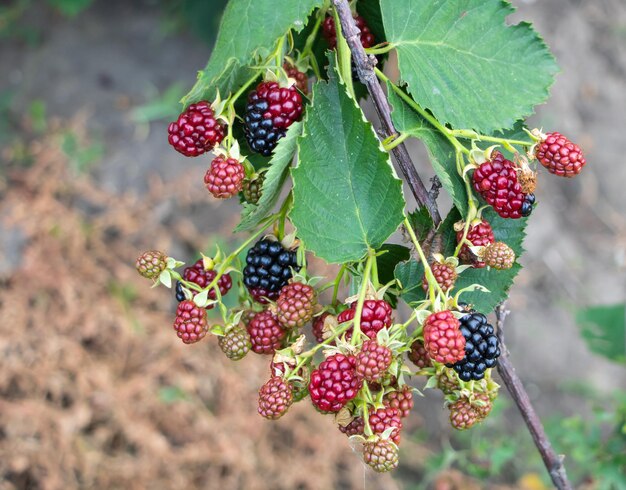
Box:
383 132 409 152
351 250 374 345
332 263 348 305
495 303 573 490
451 129 533 148
403 216 442 303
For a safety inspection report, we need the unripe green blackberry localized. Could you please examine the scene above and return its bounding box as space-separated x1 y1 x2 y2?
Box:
363 438 399 473
135 250 167 279
242 174 265 204
482 242 516 270
218 326 252 360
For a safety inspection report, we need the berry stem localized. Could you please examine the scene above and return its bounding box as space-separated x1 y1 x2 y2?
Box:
331 263 348 306
333 7 355 99
364 43 395 56
351 250 375 346
383 132 409 152
403 216 443 303
450 129 534 149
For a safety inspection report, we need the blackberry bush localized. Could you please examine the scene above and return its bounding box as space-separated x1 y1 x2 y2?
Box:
135 0 586 483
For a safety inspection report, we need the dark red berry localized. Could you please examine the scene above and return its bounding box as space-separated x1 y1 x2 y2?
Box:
283 62 308 95
308 354 362 413
244 81 303 156
173 300 208 344
337 300 393 339
204 156 245 199
422 261 457 293
322 14 375 50
457 219 495 269
167 101 224 157
312 312 330 344
473 151 528 219
408 340 431 369
182 259 232 310
536 132 586 177
338 416 364 437
247 311 286 355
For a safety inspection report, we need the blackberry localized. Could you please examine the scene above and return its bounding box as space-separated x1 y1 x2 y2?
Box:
243 239 300 303
521 193 535 217
135 250 167 279
536 131 586 177
243 81 303 156
175 281 186 302
363 438 399 473
167 101 224 157
448 312 501 381
182 259 233 309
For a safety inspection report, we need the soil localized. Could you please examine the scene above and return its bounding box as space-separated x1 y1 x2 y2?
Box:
0 0 625 489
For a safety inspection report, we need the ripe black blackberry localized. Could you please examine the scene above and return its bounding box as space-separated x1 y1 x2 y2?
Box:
448 312 501 381
243 81 303 156
175 281 185 302
521 193 535 217
243 239 300 303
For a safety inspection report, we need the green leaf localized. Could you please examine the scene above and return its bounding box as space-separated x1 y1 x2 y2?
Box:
235 121 303 232
408 207 434 242
182 0 323 106
377 244 411 287
388 84 468 215
381 0 558 132
47 0 92 17
290 60 405 263
576 304 626 364
396 207 527 312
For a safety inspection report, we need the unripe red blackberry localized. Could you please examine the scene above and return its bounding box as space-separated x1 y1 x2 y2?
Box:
258 376 293 420
204 156 245 199
308 354 362 413
135 250 167 279
449 397 480 430
337 300 393 340
369 406 402 445
457 219 495 268
242 174 264 204
408 340 431 369
283 62 308 95
312 312 330 343
423 311 466 364
218 326 251 360
383 386 414 418
338 416 364 437
244 81 303 156
247 311 286 355
536 132 586 177
167 101 224 157
422 261 457 293
183 259 233 310
473 151 528 219
482 242 516 270
363 438 399 473
276 282 316 329
355 340 393 382
322 14 375 49
173 300 208 344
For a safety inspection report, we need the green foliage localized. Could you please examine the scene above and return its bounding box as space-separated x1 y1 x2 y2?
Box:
182 0 323 106
47 0 93 17
381 0 558 132
576 303 626 364
236 121 303 232
60 131 104 173
290 64 405 263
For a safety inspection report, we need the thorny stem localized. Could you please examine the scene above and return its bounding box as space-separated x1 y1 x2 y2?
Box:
333 2 574 486
495 303 573 490
331 0 440 225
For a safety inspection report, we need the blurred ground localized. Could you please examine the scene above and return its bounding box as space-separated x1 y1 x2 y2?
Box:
0 0 625 489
